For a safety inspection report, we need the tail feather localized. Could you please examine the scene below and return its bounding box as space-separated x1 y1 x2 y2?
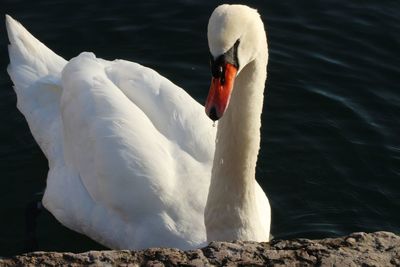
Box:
6 15 67 90
6 15 67 161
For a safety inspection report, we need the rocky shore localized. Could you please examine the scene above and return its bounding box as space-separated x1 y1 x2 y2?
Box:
1 231 399 266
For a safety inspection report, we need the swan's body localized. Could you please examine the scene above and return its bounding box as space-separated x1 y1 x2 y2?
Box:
6 4 270 250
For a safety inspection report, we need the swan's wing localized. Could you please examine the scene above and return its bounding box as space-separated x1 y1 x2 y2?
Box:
106 59 215 162
59 52 213 248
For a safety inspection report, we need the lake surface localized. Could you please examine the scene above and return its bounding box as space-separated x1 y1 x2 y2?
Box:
0 0 399 256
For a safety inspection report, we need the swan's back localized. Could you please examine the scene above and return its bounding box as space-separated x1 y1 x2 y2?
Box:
6 15 215 249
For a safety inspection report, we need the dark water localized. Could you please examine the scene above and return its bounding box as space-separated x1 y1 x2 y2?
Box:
0 0 399 256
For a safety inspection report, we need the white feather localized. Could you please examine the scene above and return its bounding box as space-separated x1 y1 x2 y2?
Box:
6 4 271 250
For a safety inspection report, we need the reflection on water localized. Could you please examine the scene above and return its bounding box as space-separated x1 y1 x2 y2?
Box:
0 0 399 256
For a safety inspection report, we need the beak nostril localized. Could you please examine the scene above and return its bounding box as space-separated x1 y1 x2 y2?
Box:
208 106 219 121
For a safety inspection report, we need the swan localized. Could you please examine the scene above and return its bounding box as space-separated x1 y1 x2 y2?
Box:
6 4 270 250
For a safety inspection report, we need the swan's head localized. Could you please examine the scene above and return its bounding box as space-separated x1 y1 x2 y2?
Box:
205 4 266 121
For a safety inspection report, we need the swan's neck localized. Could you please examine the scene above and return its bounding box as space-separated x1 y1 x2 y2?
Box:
205 51 267 241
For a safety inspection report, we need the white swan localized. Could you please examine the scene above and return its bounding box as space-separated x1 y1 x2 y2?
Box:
6 4 270 250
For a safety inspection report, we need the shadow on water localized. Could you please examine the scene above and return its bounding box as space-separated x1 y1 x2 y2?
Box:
0 0 399 256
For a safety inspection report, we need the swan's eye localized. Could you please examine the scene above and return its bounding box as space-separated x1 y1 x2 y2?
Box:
211 58 223 78
220 66 226 85
218 66 223 76
211 62 226 84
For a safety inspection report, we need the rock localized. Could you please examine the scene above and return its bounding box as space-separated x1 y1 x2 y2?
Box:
1 231 399 266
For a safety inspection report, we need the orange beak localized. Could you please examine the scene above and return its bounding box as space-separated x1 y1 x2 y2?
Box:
205 63 238 121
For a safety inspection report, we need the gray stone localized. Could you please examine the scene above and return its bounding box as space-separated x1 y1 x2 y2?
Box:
1 231 399 266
